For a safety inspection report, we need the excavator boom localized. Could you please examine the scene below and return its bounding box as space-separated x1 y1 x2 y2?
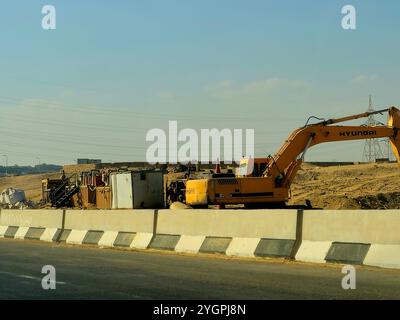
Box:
310 107 389 126
265 107 400 184
185 107 400 207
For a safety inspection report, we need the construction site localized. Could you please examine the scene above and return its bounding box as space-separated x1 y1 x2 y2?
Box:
3 1 400 302
2 161 400 210
2 102 400 279
1 102 399 211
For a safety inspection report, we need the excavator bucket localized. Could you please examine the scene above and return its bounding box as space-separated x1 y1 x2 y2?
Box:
388 107 400 162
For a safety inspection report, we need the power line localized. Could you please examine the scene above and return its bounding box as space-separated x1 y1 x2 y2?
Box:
362 95 386 162
0 94 270 122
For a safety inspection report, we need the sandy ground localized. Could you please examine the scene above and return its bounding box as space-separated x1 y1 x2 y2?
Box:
0 173 59 202
1 162 400 209
289 162 400 209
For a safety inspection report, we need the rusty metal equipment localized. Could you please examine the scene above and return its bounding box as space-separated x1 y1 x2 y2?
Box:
41 174 80 208
96 187 112 209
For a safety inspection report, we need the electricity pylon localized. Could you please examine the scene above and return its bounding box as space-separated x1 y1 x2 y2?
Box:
362 95 386 162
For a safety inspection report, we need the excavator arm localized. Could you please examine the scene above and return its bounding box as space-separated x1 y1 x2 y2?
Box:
265 107 400 188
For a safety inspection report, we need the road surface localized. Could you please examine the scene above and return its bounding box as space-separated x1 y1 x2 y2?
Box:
0 239 399 300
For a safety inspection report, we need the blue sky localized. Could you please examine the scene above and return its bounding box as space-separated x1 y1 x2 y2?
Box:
0 0 399 165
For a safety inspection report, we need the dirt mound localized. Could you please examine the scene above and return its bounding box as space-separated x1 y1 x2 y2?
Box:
289 162 400 209
355 192 400 209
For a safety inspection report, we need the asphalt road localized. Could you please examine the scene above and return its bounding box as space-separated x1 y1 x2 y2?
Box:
0 239 399 300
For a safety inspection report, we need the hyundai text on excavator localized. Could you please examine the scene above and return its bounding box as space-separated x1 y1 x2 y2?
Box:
185 107 400 208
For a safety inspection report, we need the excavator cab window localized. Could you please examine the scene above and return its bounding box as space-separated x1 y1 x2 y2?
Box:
259 163 267 176
250 162 268 177
252 163 259 177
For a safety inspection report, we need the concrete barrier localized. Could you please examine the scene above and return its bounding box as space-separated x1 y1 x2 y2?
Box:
296 210 400 268
64 210 155 232
153 209 299 258
1 208 400 270
364 244 400 269
0 209 64 242
0 209 63 229
0 209 156 248
63 210 155 247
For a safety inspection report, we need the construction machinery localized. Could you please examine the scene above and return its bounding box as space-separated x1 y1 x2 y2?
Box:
185 107 400 208
41 173 80 208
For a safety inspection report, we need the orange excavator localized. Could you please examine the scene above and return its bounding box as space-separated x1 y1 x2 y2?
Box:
185 107 400 208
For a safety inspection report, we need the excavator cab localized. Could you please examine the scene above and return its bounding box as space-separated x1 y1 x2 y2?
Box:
237 157 271 177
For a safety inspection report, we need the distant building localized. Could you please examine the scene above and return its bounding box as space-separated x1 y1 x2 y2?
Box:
77 159 102 165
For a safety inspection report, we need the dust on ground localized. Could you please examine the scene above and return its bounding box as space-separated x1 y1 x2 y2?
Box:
289 162 400 209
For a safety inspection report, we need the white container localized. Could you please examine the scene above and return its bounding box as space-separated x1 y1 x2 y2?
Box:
111 171 163 209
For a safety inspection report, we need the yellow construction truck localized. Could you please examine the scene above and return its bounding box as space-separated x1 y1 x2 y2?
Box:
185 107 400 208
